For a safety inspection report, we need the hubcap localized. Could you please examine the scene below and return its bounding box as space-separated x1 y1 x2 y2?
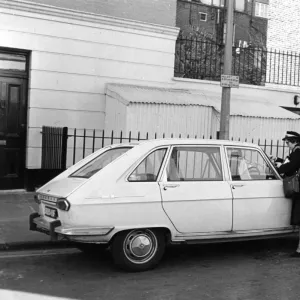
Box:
123 230 158 264
130 235 151 257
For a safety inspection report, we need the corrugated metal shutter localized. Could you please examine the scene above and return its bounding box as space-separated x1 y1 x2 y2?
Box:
127 103 215 138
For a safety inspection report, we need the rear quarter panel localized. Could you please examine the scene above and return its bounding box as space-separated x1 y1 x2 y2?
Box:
65 144 176 233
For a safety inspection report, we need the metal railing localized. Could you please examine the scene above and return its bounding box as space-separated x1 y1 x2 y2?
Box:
174 37 300 86
41 126 68 170
41 127 290 170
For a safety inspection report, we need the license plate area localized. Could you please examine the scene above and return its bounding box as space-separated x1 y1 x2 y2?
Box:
45 206 58 219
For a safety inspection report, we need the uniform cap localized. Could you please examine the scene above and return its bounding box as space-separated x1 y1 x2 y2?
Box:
282 131 300 141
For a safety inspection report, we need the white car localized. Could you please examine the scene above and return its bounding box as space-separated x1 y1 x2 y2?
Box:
30 139 295 272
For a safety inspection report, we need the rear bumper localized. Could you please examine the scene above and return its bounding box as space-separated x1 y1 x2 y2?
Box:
29 213 114 243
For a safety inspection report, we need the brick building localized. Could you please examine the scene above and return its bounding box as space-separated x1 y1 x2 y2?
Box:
176 0 269 47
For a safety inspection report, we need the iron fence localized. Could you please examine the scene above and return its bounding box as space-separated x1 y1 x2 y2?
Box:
41 127 290 170
41 126 68 169
175 37 300 86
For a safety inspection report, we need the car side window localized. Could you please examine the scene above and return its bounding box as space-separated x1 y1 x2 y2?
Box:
167 146 223 181
128 148 167 182
227 147 278 181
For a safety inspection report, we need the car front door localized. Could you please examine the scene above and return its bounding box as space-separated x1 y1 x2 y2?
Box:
160 145 233 234
226 146 292 231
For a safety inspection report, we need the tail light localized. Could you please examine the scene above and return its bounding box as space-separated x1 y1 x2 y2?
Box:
56 198 71 211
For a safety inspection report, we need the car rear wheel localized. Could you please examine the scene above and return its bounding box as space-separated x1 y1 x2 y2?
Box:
111 229 166 272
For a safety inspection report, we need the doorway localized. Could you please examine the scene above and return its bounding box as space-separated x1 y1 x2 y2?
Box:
0 49 29 189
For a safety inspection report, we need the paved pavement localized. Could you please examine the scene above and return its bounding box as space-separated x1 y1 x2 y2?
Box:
0 191 67 250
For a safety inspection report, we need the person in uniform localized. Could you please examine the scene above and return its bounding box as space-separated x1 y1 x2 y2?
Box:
275 131 300 257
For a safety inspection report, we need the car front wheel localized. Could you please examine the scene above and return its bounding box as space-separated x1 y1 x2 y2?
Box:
111 229 166 272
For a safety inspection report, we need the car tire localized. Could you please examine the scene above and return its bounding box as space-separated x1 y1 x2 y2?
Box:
76 243 108 255
111 228 166 272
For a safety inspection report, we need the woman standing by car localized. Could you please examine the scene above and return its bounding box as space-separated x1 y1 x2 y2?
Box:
275 131 300 257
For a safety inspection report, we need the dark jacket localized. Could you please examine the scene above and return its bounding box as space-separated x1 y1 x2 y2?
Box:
277 145 300 176
277 144 300 225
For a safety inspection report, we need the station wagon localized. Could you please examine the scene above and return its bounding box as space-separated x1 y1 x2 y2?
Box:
30 139 295 272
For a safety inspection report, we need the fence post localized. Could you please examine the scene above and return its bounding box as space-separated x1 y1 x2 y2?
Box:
61 127 68 170
73 128 77 165
83 129 86 159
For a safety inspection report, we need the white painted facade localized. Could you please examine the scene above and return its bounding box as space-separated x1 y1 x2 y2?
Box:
0 0 179 169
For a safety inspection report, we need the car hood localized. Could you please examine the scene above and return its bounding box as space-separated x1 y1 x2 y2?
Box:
37 177 87 198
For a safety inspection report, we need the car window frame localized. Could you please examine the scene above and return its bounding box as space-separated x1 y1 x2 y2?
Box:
69 146 133 179
224 146 281 181
126 146 170 183
161 144 225 182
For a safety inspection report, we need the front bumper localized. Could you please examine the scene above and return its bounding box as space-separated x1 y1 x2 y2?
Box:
29 213 114 243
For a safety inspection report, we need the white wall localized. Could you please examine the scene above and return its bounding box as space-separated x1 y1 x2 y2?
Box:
172 78 300 109
105 95 128 134
126 103 215 139
171 78 300 144
0 1 179 168
267 0 300 52
265 0 300 89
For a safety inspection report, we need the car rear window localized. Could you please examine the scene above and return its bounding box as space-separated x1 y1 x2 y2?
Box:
70 147 132 178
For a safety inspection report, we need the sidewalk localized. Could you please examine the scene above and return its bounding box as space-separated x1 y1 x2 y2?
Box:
0 191 70 250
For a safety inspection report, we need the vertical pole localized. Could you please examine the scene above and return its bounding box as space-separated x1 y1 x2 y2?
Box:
219 0 234 140
82 129 86 159
61 127 68 170
73 128 77 165
92 129 95 153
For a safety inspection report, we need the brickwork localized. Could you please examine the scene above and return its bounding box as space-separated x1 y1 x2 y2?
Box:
26 0 177 26
176 0 267 46
176 1 217 40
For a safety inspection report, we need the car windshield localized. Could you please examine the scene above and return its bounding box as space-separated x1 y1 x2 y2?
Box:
70 147 132 178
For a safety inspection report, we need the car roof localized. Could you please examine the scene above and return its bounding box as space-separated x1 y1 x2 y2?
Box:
110 138 260 149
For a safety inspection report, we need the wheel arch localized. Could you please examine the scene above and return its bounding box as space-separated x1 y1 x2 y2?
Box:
108 226 173 245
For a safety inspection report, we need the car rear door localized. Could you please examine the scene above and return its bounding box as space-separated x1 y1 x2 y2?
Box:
159 145 233 234
226 146 292 231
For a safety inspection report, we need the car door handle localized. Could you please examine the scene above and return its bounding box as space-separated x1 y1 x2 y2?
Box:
232 184 244 189
163 184 180 190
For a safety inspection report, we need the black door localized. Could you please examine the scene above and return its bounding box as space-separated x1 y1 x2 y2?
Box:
0 77 27 189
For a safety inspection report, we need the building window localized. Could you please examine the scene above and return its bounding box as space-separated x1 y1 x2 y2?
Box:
199 12 208 21
235 0 245 11
255 2 268 18
197 0 224 5
212 0 225 6
201 0 212 4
